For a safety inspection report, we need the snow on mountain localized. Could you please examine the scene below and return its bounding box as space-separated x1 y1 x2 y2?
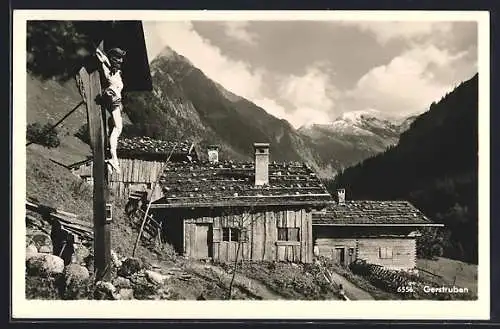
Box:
300 109 408 138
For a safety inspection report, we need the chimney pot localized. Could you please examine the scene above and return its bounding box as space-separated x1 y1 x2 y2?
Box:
337 188 346 205
254 143 270 186
208 145 219 164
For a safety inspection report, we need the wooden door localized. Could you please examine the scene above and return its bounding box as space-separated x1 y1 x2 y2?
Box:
347 247 355 265
334 247 345 265
194 224 209 259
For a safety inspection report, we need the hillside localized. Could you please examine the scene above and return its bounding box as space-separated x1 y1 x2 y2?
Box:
330 74 479 263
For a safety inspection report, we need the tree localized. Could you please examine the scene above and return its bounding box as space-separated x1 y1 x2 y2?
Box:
218 205 258 300
27 122 61 148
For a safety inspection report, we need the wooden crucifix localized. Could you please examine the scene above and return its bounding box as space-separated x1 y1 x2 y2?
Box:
74 21 152 282
76 41 112 282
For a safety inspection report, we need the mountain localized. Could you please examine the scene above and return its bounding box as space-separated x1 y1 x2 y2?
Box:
298 110 417 171
329 74 479 263
122 46 331 174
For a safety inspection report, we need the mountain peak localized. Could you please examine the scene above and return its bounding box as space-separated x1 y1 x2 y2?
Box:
338 109 383 122
156 46 193 65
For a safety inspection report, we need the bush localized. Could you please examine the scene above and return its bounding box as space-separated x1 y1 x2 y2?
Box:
27 122 61 148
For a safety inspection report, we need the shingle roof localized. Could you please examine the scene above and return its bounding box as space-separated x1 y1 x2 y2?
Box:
150 160 334 208
312 200 442 226
117 137 197 161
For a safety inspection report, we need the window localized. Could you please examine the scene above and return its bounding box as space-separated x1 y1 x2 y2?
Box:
222 227 240 242
379 247 393 259
277 227 300 241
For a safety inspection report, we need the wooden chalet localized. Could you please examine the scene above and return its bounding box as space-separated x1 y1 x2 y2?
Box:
150 143 333 263
312 189 444 271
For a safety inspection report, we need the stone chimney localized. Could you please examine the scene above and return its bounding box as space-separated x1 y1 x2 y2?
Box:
337 188 346 205
254 143 270 186
207 145 219 164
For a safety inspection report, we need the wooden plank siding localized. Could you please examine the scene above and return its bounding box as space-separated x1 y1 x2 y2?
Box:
357 238 416 270
107 159 166 199
177 208 314 263
314 237 417 270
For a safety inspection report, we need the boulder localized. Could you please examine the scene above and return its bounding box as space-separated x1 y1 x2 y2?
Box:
112 276 132 289
39 245 53 254
117 288 134 300
63 264 90 287
118 258 143 277
26 245 38 260
29 232 52 249
26 254 64 277
145 270 169 285
95 281 117 300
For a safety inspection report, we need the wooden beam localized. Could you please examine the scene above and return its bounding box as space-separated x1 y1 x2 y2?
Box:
76 53 111 281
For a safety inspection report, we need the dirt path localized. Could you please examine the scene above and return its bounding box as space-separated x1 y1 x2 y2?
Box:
327 270 374 300
186 262 284 300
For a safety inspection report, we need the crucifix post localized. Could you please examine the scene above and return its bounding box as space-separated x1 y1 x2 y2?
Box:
76 41 112 282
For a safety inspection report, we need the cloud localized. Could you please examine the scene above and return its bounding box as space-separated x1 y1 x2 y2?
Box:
340 21 453 44
144 21 264 100
343 45 470 116
221 21 258 45
143 21 333 129
277 63 337 127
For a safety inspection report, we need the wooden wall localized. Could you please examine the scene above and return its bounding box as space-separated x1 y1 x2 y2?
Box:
315 237 357 265
109 158 165 199
314 236 417 270
181 208 314 263
71 162 93 177
357 238 416 270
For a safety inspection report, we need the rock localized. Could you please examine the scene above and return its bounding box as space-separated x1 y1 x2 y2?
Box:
63 264 90 287
29 232 51 249
112 276 132 289
39 245 52 254
145 270 169 285
118 258 143 277
118 288 134 300
26 245 38 259
95 281 117 300
74 245 90 264
26 254 64 277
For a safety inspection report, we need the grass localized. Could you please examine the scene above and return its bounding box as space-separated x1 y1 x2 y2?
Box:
236 261 341 300
26 147 93 220
416 257 478 297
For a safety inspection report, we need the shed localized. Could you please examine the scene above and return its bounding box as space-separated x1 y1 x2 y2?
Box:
109 136 198 198
150 143 333 263
68 137 198 199
312 194 444 271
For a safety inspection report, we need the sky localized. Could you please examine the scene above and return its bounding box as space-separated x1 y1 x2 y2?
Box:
143 20 478 129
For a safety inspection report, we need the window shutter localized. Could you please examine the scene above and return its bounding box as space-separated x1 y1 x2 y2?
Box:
212 227 221 242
